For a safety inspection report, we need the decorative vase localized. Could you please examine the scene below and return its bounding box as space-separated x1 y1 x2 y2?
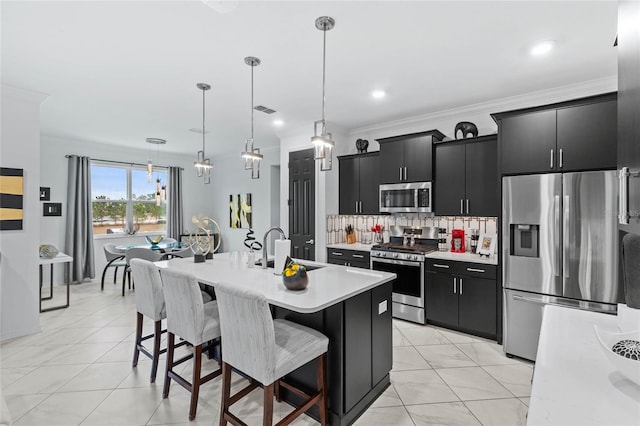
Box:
282 265 309 291
39 244 59 259
145 235 164 247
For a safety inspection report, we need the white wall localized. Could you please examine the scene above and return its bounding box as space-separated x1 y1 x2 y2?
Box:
208 146 280 254
39 136 216 281
1 85 48 341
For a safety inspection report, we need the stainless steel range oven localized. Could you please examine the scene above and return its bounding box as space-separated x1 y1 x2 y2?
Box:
370 227 438 324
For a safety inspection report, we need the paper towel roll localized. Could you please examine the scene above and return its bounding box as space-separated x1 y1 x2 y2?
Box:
274 239 291 274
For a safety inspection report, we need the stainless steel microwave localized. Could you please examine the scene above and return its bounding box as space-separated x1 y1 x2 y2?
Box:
379 182 432 213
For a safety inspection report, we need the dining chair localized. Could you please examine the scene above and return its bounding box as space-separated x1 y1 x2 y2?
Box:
123 248 163 296
214 281 329 426
100 243 126 291
129 258 187 383
160 268 222 421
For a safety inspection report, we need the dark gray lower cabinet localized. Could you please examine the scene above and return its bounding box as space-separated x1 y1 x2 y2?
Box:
327 248 370 269
425 260 497 339
272 280 393 426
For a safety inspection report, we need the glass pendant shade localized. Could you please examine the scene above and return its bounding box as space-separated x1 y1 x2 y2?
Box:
147 160 153 183
194 83 212 184
311 16 335 171
241 56 263 179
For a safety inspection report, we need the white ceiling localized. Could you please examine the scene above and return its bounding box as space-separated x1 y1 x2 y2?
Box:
1 1 618 156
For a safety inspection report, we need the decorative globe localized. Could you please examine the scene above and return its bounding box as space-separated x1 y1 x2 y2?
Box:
282 262 309 291
39 244 59 259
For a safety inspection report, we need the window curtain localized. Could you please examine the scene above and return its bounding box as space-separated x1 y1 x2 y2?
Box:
65 155 95 282
167 166 183 240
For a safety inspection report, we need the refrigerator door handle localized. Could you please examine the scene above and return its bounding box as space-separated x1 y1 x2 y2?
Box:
512 294 616 314
563 194 570 281
554 194 561 278
550 149 554 169
619 167 629 224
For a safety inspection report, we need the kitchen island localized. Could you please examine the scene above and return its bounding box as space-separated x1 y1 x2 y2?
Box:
157 254 396 426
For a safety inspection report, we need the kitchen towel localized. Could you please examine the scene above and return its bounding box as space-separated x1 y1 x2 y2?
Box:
274 239 291 274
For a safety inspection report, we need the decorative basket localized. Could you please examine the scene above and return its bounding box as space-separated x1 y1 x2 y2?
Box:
39 244 59 259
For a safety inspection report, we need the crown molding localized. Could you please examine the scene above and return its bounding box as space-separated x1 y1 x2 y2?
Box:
1 84 49 104
349 76 617 136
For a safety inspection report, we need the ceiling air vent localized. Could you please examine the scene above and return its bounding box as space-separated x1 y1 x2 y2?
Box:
254 105 277 114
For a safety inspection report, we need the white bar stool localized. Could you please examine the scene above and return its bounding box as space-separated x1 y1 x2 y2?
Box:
214 281 329 426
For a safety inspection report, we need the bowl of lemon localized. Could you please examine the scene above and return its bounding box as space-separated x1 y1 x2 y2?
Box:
282 257 309 291
145 235 164 247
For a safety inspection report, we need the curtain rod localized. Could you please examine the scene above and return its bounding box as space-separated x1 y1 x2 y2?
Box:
65 155 184 170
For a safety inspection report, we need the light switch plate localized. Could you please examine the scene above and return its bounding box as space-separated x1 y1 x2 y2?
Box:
378 300 388 315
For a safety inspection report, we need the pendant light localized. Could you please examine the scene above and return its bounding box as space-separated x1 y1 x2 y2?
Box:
241 56 264 179
194 83 213 184
146 138 167 205
311 16 335 172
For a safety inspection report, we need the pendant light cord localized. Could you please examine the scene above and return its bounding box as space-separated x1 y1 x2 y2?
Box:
321 26 327 126
251 63 254 140
202 86 206 156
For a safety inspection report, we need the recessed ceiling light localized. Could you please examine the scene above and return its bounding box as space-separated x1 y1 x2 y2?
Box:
371 90 386 99
273 119 284 127
530 41 554 56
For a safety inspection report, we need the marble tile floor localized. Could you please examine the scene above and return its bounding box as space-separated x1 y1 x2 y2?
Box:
1 280 533 425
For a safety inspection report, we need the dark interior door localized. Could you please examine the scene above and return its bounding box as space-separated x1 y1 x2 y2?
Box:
289 149 315 261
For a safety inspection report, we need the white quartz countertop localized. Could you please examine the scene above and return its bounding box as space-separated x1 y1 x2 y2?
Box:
326 243 374 252
527 305 640 425
156 253 395 314
424 251 498 265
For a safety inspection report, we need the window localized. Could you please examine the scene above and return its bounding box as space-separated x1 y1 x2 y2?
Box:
91 162 167 236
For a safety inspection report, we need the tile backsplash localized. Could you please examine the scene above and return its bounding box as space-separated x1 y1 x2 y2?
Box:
326 214 498 253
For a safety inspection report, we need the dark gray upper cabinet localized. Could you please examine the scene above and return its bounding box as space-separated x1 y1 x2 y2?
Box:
434 135 498 216
338 152 379 215
493 93 617 175
557 99 617 171
377 130 445 183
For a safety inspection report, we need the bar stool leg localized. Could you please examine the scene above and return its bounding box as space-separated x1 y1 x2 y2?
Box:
189 345 202 421
219 362 232 426
317 353 328 426
163 333 175 398
150 320 162 383
263 383 274 426
132 312 143 367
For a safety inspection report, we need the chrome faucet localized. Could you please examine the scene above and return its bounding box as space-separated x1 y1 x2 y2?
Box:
261 227 287 269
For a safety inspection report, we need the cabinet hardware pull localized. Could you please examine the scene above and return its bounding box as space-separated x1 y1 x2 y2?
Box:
550 149 554 169
355 201 358 213
332 252 343 256
460 278 463 295
466 268 485 273
404 167 407 181
305 239 315 244
559 148 563 168
359 201 363 213
352 254 364 258
460 199 464 214
466 199 470 214
399 167 403 181
433 263 450 269
453 277 457 294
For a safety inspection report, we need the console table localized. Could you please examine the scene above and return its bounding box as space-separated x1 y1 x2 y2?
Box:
39 253 73 312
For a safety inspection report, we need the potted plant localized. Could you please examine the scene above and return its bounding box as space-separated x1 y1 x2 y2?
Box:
345 224 356 244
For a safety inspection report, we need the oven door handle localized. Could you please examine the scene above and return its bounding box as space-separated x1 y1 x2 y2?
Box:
372 257 422 267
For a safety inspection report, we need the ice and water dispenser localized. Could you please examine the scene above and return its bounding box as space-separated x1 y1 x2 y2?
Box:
510 224 539 258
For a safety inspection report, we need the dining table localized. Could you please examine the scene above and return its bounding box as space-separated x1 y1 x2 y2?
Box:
156 253 396 426
115 241 186 252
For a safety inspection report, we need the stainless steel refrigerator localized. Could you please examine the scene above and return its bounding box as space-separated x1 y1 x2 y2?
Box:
502 171 623 361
